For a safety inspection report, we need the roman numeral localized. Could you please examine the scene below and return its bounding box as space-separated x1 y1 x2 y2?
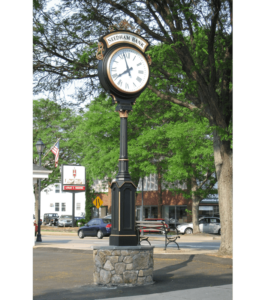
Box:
138 70 143 74
112 67 117 71
136 77 142 83
137 62 142 66
125 83 129 89
119 55 124 59
118 80 122 86
112 73 118 79
133 56 136 61
125 53 130 59
133 82 136 86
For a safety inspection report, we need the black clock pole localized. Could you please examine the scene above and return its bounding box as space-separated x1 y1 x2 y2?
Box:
96 30 151 246
109 105 138 246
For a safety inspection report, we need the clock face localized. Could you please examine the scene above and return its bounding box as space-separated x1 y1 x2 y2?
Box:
107 47 149 94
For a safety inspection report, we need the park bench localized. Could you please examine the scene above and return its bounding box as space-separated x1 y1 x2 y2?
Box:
135 220 180 250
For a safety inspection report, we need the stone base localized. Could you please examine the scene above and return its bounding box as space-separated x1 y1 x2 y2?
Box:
93 246 154 286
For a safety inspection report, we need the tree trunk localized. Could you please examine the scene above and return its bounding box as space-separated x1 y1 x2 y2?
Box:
213 131 233 256
191 173 200 234
34 182 39 223
157 170 162 218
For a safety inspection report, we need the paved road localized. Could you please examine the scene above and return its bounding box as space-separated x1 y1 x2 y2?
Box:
33 248 232 300
37 235 220 250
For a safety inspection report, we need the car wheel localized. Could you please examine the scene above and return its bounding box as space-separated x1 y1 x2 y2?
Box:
218 229 221 235
185 228 193 234
78 230 84 239
97 230 103 239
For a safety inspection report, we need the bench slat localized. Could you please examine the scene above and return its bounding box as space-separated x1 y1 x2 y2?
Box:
136 221 165 224
136 225 165 228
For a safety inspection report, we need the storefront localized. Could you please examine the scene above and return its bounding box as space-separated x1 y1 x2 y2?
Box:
162 205 188 223
135 205 189 223
199 198 219 217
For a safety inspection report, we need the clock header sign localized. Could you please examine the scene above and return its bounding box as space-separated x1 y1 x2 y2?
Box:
102 32 149 52
61 165 86 192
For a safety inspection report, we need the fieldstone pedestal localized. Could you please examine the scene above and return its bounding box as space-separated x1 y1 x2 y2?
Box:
93 246 155 286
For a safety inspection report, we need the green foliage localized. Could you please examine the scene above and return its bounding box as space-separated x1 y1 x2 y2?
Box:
73 89 217 200
33 98 81 190
77 218 86 226
185 209 192 216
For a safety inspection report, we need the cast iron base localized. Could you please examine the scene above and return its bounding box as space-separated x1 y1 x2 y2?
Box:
109 235 138 246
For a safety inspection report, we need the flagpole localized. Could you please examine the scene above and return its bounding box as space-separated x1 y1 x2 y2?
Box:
42 138 60 159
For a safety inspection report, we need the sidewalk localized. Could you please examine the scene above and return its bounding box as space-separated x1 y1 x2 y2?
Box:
33 247 232 300
34 232 220 255
40 226 221 240
96 284 232 300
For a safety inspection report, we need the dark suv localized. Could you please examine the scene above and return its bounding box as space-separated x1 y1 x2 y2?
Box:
43 213 59 226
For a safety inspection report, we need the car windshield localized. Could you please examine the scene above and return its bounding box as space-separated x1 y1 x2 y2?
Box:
60 215 72 218
102 219 111 224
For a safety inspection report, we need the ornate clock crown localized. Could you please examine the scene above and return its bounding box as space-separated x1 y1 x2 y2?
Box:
96 20 152 65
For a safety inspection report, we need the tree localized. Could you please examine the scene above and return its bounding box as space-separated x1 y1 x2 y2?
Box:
73 89 217 222
34 0 232 255
33 98 80 221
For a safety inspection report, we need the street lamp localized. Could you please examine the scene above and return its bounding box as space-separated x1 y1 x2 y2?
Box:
36 138 45 242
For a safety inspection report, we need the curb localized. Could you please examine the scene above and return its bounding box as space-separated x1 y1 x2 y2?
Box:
41 231 221 240
33 245 219 255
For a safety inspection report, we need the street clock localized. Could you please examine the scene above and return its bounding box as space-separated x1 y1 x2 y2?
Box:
96 23 151 246
97 30 151 106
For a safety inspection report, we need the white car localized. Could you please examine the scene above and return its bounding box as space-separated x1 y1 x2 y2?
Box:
176 217 221 235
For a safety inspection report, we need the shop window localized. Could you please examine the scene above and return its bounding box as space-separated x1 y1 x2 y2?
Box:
144 206 158 219
61 203 66 211
55 203 59 211
76 203 81 210
177 206 187 222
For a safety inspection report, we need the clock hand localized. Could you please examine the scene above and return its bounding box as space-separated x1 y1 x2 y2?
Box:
115 67 133 80
123 53 131 77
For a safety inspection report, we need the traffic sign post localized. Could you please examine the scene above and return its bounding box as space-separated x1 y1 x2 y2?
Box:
93 196 103 218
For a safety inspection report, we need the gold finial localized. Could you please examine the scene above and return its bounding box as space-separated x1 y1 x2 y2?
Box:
118 20 131 31
147 54 152 65
96 42 104 60
109 19 141 34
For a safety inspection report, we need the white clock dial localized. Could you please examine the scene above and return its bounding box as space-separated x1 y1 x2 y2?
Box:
107 47 149 93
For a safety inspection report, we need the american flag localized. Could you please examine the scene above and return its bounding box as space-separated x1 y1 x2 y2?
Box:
51 141 60 167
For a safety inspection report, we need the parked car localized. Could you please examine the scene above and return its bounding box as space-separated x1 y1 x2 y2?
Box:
75 216 83 221
103 214 111 220
176 217 221 235
43 213 59 226
58 215 73 227
78 218 111 239
168 218 180 229
142 218 169 233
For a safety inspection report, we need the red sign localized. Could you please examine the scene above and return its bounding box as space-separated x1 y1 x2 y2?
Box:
63 186 85 190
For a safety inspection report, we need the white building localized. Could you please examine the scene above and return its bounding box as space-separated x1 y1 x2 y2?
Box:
37 183 86 219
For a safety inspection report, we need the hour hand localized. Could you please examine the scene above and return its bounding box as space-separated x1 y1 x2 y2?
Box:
115 67 133 79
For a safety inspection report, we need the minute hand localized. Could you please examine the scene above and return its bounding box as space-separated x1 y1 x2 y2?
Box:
123 53 131 77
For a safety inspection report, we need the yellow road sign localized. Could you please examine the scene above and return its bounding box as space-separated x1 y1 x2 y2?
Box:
93 196 103 209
